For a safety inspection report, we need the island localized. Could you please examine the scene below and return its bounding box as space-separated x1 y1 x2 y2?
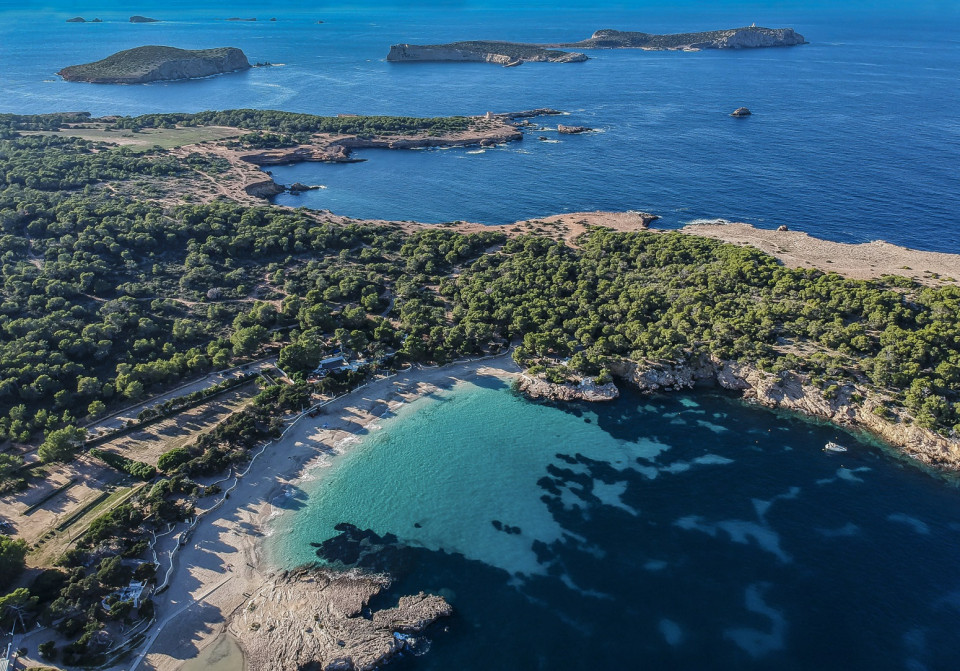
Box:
387 41 588 66
561 26 807 50
387 26 806 63
57 45 251 84
65 17 101 23
129 15 160 23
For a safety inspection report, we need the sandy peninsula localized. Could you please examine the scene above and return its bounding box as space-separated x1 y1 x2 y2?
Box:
126 354 520 671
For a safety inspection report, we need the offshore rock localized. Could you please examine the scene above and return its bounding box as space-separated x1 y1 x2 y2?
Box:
557 124 592 134
517 374 620 402
229 566 452 671
730 107 752 117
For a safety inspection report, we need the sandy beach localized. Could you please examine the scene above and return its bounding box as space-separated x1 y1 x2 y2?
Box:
128 354 521 671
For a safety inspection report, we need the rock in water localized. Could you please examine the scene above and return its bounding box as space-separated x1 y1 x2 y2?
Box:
557 124 592 134
730 107 752 117
129 16 160 23
57 46 251 84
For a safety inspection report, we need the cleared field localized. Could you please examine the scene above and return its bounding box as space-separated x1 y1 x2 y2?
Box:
0 384 256 566
95 385 257 466
22 123 242 151
29 481 147 568
0 454 124 550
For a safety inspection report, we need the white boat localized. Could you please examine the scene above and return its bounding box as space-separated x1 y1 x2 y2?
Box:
824 442 848 453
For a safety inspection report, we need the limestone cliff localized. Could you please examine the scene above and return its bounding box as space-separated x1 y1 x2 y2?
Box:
58 45 251 84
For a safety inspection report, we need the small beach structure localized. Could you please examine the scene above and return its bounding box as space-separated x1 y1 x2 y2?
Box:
102 580 146 611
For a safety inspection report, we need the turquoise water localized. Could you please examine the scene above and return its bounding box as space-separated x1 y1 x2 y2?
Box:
271 378 960 669
2 3 959 250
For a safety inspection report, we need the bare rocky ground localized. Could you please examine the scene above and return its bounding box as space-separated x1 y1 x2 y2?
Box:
229 567 452 671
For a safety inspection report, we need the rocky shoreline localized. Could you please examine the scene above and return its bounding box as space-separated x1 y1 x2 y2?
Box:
516 374 619 402
228 566 452 671
224 109 561 198
523 356 960 470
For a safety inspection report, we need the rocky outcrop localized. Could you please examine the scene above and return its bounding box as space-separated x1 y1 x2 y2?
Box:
517 374 620 402
610 357 960 470
565 27 807 50
610 357 718 392
387 42 588 65
731 107 752 117
288 182 320 193
229 567 452 671
129 16 160 23
244 179 285 198
58 46 251 84
557 124 592 134
67 17 101 23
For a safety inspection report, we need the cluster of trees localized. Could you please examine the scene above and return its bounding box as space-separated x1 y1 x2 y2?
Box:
447 230 960 434
89 448 156 480
231 131 299 148
111 109 473 137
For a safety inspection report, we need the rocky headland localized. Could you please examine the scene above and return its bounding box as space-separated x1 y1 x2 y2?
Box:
387 41 588 65
228 566 452 671
58 45 251 84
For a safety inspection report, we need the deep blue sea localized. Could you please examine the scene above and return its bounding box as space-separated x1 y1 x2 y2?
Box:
270 379 960 671
1 2 959 250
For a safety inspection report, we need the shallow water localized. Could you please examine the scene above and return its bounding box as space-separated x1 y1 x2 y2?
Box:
179 634 245 671
270 379 960 670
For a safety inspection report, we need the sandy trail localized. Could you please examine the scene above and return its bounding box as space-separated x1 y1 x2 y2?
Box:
129 354 520 671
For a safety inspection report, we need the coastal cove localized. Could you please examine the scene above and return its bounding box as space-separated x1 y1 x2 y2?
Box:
0 3 959 671
265 368 960 670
